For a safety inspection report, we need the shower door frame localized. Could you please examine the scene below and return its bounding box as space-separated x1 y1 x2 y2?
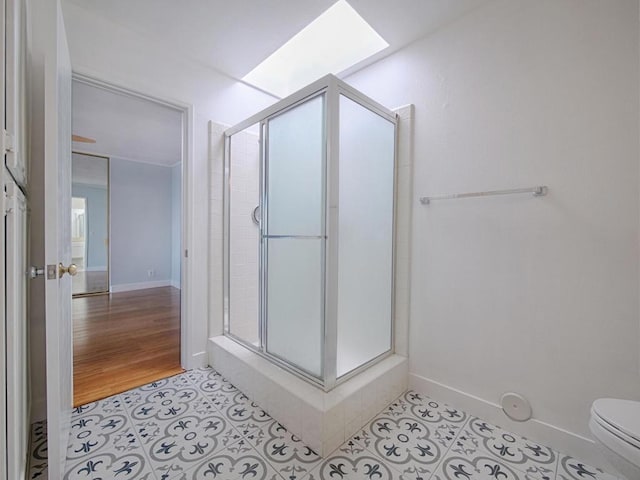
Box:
259 91 328 384
223 74 398 392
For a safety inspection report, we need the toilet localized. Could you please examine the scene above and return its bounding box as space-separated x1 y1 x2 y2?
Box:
590 398 640 480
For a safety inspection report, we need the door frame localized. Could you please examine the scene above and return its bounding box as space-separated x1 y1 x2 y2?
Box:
71 72 194 369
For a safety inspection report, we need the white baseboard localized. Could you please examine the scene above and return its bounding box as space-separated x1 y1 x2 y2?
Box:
110 280 171 293
189 351 207 369
170 280 181 289
409 373 613 472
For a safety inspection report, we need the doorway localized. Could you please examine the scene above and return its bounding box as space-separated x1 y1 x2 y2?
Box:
71 77 186 406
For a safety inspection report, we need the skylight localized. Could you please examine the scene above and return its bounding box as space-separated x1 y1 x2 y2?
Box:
243 0 388 98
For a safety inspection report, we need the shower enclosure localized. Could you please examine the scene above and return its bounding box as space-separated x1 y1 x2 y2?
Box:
223 75 396 391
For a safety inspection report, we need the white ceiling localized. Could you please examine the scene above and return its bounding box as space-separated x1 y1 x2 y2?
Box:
63 0 490 85
69 1 490 164
72 80 183 166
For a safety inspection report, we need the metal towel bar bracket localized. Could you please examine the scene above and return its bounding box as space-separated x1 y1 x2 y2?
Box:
419 185 548 205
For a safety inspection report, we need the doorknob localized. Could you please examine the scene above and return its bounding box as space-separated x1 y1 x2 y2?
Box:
58 263 78 278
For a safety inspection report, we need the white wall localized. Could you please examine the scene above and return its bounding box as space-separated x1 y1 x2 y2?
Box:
110 158 172 288
346 0 640 462
60 2 276 368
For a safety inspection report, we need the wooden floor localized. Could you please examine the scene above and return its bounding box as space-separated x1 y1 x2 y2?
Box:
73 286 183 406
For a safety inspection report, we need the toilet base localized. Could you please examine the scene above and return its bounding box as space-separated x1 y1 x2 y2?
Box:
589 418 640 480
595 441 638 480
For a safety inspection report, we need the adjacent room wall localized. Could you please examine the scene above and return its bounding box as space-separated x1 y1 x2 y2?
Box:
110 158 172 290
346 0 640 464
71 183 108 270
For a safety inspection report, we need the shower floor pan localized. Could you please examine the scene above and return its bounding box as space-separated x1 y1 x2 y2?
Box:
208 335 408 456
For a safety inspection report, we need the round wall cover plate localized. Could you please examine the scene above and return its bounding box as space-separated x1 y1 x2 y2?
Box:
501 392 532 422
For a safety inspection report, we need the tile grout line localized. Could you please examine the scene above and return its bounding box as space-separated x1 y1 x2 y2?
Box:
453 415 560 480
170 369 252 479
134 371 252 480
342 390 470 480
181 369 290 480
115 390 162 480
403 391 474 480
254 388 414 480
335 390 408 456
425 415 473 480
356 391 422 478
185 368 265 439
36 370 620 480
243 421 315 480
549 447 560 480
170 434 283 480
234 438 291 480
553 454 559 480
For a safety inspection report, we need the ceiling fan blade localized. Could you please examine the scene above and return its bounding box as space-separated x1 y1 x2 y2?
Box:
72 134 96 144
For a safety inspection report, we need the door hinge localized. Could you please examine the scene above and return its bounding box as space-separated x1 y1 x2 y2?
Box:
2 129 15 155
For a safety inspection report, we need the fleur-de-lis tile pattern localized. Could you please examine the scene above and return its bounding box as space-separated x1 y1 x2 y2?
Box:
28 368 620 480
246 420 322 479
28 419 48 479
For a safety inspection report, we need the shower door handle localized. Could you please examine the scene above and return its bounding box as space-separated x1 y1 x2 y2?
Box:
252 205 260 226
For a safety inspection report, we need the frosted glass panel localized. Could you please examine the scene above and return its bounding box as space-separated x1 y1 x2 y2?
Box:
337 95 395 377
267 95 324 236
228 127 260 346
266 238 323 376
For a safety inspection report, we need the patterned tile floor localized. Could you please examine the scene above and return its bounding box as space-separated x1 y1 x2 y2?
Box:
28 367 620 480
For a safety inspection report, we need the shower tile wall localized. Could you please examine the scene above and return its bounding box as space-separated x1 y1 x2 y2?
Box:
229 129 260 345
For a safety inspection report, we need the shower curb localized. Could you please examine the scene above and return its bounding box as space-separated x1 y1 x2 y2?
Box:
208 335 408 456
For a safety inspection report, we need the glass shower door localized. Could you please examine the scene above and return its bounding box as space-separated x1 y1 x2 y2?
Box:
262 94 326 378
227 125 261 346
336 95 395 378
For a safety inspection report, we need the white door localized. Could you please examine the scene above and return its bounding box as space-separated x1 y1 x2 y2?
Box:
1 0 9 477
32 1 74 477
4 0 29 477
